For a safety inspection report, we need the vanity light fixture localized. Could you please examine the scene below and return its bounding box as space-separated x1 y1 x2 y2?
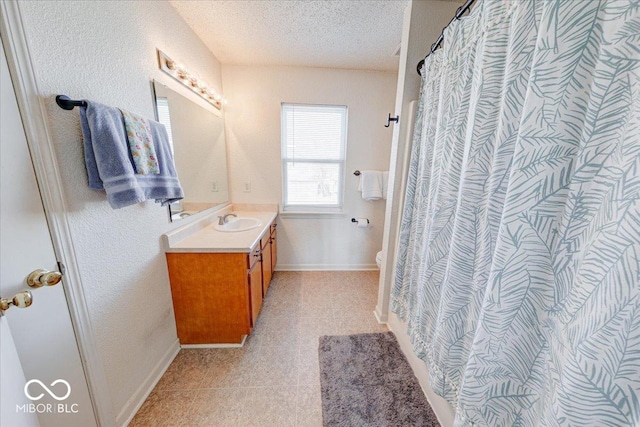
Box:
157 49 222 110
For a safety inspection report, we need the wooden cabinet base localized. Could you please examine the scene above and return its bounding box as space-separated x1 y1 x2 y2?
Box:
166 252 252 344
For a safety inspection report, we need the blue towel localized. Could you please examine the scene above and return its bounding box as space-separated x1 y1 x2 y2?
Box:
143 120 184 206
79 101 183 209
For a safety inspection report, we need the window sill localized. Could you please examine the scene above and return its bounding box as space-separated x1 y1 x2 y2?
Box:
279 211 346 219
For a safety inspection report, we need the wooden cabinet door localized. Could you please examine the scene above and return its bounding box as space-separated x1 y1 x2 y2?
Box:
167 252 250 344
248 259 263 327
261 233 272 295
270 227 277 274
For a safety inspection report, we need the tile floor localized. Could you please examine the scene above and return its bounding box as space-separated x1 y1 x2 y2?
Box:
130 271 388 426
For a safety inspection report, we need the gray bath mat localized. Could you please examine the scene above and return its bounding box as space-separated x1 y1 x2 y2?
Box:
318 332 440 427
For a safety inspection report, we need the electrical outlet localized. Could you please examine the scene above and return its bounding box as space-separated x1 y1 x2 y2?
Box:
211 181 218 192
243 181 251 193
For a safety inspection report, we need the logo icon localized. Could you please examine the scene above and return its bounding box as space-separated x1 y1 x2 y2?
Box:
24 379 71 401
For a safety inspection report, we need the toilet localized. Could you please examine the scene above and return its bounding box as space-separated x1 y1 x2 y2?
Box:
376 251 383 269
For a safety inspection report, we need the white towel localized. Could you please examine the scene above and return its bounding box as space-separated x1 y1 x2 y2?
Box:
359 170 383 201
382 171 389 200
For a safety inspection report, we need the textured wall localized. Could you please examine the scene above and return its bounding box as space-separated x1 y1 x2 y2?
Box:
222 65 397 269
17 0 223 419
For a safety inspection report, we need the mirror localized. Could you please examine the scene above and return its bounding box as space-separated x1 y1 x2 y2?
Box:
152 81 229 221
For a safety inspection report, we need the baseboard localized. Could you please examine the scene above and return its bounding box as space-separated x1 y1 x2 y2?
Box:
275 264 378 271
373 307 388 324
116 339 180 427
387 314 455 427
181 335 247 349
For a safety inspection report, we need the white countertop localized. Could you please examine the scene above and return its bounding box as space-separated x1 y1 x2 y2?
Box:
163 210 278 253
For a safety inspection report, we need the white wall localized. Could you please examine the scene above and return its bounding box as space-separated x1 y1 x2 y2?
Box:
222 65 397 269
16 1 223 423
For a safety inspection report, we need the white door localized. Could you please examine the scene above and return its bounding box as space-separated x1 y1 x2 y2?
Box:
1 319 40 427
1 38 97 427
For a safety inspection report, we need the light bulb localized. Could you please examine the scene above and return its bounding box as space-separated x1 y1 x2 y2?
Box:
176 64 187 79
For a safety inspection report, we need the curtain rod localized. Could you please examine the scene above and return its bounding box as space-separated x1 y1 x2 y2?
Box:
416 0 476 76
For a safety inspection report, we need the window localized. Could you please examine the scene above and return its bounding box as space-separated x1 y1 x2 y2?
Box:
155 97 175 154
281 103 348 212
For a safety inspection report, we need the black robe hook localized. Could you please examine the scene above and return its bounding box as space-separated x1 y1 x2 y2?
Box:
385 113 399 128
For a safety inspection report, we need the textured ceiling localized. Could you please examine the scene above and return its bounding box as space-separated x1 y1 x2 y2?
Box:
169 0 412 72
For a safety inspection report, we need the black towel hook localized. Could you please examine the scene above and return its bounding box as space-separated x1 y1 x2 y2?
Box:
385 113 399 128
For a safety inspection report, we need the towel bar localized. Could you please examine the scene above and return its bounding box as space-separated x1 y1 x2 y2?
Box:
56 95 87 110
351 218 369 224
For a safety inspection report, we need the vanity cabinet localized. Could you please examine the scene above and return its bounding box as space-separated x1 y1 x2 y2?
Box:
165 218 278 345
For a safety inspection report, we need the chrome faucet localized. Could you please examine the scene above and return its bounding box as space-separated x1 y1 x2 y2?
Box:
218 213 237 225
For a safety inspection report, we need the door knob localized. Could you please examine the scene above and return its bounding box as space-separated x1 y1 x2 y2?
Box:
26 269 62 288
0 291 33 312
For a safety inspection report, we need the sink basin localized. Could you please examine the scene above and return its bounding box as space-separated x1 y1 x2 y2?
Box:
214 216 261 232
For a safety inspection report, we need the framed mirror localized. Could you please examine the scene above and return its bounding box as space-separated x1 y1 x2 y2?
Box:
152 81 229 221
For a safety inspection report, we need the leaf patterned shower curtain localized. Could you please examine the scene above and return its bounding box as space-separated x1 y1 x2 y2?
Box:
391 0 640 425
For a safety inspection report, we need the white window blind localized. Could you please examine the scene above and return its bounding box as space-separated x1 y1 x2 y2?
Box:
155 97 175 154
281 103 348 210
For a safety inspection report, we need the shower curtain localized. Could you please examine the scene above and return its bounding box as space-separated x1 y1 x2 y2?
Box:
391 0 640 425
